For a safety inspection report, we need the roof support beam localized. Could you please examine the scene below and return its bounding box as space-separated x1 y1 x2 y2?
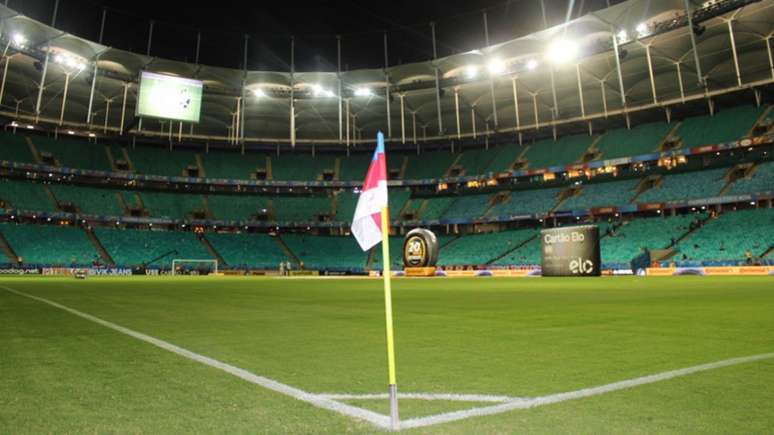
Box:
511 76 522 145
337 35 343 144
384 32 392 140
35 50 50 121
766 37 774 80
454 87 461 139
59 71 70 125
727 20 742 87
676 62 685 103
610 26 626 108
430 22 443 135
146 20 154 56
683 0 704 86
576 63 585 118
400 93 405 144
645 44 658 104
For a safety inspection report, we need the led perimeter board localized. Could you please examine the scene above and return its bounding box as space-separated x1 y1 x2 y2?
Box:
540 225 601 276
136 71 203 123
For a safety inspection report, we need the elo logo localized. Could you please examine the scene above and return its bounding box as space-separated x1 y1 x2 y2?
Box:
569 258 595 274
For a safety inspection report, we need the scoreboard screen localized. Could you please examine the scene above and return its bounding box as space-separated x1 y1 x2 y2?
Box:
136 71 203 123
540 225 601 276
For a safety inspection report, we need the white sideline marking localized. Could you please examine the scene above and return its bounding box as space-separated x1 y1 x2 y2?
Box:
0 286 391 430
4 284 774 432
399 351 774 429
317 392 516 403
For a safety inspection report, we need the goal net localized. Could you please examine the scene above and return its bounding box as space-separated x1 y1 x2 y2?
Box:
171 259 218 276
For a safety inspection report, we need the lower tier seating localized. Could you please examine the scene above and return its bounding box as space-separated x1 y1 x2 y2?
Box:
677 208 774 262
94 227 213 267
206 232 288 269
0 223 97 266
439 228 536 266
281 234 366 270
600 214 696 264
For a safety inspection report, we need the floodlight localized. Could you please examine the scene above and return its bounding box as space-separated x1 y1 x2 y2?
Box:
88 132 96 137
26 124 33 129
67 130 75 135
354 87 372 97
253 88 266 97
487 59 506 75
546 39 578 64
465 65 478 79
55 54 65 64
12 33 25 46
636 22 649 37
526 59 538 70
617 30 628 43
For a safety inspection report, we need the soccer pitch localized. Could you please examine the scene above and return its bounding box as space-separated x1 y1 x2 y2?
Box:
1 276 773 433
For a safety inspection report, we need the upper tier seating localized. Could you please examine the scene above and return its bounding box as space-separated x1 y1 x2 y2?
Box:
439 228 536 266
94 227 212 267
0 133 35 163
638 168 728 203
205 232 288 269
273 196 331 222
455 147 497 176
488 187 562 217
128 146 198 177
202 150 266 180
281 234 366 270
559 178 640 211
338 154 371 181
32 136 112 170
676 105 764 149
140 191 205 220
421 196 457 220
402 150 456 179
677 208 774 262
484 144 527 173
48 184 123 216
271 153 336 181
600 214 696 264
442 194 492 220
0 179 55 212
207 194 270 221
523 134 594 168
0 223 97 266
595 122 671 159
727 161 774 195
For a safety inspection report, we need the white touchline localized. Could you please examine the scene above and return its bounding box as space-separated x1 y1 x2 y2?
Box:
0 286 392 431
4 284 774 432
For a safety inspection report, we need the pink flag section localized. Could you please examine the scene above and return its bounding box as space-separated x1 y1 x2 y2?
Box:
351 132 388 251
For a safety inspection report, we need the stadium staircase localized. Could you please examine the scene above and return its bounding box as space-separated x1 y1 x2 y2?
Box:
105 146 117 170
195 154 206 178
630 175 660 203
199 234 225 266
748 105 772 136
0 231 20 265
84 227 115 265
201 195 214 219
657 123 682 151
486 233 538 265
273 234 300 267
718 163 754 195
443 154 464 177
761 245 774 259
120 147 136 172
25 136 43 163
41 185 58 210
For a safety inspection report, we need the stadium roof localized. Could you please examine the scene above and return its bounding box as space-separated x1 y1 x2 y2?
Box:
0 0 772 146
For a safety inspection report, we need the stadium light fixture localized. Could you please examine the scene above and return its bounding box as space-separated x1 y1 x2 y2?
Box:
546 39 578 64
12 33 25 46
253 88 266 98
617 30 628 44
636 22 649 38
354 87 373 97
67 130 75 135
465 65 478 79
26 124 34 129
526 59 538 70
311 84 335 98
487 59 506 75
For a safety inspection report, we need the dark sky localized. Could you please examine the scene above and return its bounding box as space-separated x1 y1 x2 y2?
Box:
13 0 613 71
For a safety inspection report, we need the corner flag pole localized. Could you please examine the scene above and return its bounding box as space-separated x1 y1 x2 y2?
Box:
381 196 399 429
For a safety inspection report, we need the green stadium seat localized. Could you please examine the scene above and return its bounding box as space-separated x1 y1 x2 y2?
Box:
140 191 205 220
439 229 536 266
523 134 594 168
206 232 288 269
488 187 562 217
0 179 56 212
0 223 97 266
207 194 270 221
638 168 728 203
48 184 123 216
676 105 764 149
595 122 671 159
271 153 336 181
402 150 456 179
559 178 639 211
273 196 331 222
600 214 695 264
0 133 35 163
202 150 267 180
281 234 366 270
677 208 774 262
95 227 212 267
727 161 774 195
128 146 198 177
32 136 112 170
442 194 492 220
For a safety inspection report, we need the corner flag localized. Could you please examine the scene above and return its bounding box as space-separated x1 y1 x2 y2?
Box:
351 131 399 430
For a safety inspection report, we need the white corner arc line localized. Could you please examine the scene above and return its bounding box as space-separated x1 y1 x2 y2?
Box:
317 392 516 403
400 351 774 429
0 286 391 430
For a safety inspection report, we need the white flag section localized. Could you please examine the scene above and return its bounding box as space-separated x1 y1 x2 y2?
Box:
352 179 388 250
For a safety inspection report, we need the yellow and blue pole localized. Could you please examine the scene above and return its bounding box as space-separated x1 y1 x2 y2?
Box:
380 206 399 430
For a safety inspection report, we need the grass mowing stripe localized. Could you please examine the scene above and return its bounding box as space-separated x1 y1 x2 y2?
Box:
0 285 392 431
400 351 774 429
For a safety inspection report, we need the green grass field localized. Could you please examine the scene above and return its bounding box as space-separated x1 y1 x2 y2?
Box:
1 276 773 433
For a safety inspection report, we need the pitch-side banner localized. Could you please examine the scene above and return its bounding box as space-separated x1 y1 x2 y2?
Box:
541 225 601 276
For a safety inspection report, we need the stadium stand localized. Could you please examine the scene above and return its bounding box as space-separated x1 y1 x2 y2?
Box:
454 147 497 176
439 229 536 266
600 214 697 265
484 144 526 173
273 196 331 222
442 194 492 220
491 232 541 266
338 154 372 181
726 161 774 195
206 232 288 269
207 194 270 222
523 134 594 168
281 234 366 270
95 227 213 267
638 168 728 203
421 196 457 220
675 105 764 149
0 133 36 163
488 187 562 217
48 184 124 216
0 179 56 212
676 208 774 263
140 191 205 220
559 178 640 211
0 223 97 266
595 122 672 159
129 146 199 177
32 136 112 171
402 150 456 179
271 153 336 181
202 150 266 180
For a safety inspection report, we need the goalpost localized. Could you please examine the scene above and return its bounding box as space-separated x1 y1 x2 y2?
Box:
171 259 218 276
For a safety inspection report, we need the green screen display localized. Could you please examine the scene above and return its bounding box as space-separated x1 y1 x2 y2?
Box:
136 71 203 123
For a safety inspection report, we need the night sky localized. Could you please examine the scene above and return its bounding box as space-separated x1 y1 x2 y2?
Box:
13 0 614 71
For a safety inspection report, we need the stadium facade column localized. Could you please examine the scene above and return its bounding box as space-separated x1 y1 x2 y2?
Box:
384 32 392 140
644 44 658 104
337 35 343 144
34 49 50 122
195 31 201 65
290 36 296 147
119 82 130 133
430 22 443 135
675 62 686 103
412 111 417 146
511 76 522 145
683 0 704 86
241 34 249 151
50 0 59 26
454 87 461 139
399 94 406 144
103 98 111 133
548 66 558 119
483 10 498 130
766 36 774 80
575 64 585 118
86 57 99 126
471 107 477 139
665 106 671 123
610 26 626 109
726 20 742 87
531 92 539 130
345 98 350 148
146 20 154 56
58 71 70 125
98 8 107 44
